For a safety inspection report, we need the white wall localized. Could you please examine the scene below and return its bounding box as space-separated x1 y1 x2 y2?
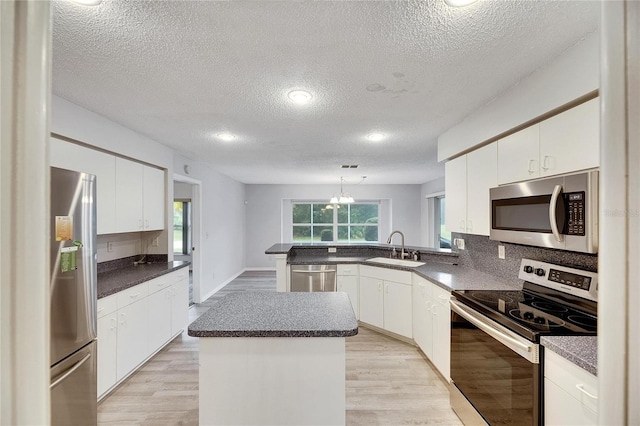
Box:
438 30 600 161
174 182 193 199
420 177 445 247
245 184 422 269
174 154 246 298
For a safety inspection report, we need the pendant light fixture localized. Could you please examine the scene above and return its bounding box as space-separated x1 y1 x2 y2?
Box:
329 177 355 204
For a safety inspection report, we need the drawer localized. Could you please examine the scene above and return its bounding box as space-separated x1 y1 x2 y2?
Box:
360 265 412 284
432 283 451 306
545 349 598 413
146 275 172 294
171 267 189 283
337 264 358 276
116 282 149 309
97 294 117 318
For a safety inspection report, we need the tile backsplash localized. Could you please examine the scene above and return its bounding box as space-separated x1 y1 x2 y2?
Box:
451 232 597 281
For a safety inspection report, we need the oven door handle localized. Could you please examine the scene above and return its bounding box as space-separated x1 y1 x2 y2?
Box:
450 299 539 363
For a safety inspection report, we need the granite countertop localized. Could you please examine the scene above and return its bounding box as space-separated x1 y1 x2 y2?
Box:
287 254 521 292
188 292 358 338
97 261 190 299
541 336 598 376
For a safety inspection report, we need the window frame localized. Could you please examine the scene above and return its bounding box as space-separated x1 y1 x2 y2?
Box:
290 200 381 243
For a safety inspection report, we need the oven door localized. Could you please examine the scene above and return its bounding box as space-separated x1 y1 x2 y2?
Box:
450 299 541 426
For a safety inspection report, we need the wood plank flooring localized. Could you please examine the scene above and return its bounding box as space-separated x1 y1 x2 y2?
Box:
98 271 462 425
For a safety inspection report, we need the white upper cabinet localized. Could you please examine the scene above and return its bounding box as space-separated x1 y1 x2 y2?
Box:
498 98 600 184
50 138 117 234
445 142 497 236
497 125 540 184
115 158 144 233
115 158 165 233
539 97 599 177
143 166 165 230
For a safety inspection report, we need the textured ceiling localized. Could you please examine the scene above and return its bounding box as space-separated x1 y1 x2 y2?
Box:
51 0 599 184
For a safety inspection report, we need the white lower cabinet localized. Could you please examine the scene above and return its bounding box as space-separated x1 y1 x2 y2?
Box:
96 268 189 399
412 275 450 381
337 275 359 320
545 349 598 425
359 265 412 339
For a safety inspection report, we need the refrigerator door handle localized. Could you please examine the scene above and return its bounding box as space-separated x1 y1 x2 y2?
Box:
50 353 92 390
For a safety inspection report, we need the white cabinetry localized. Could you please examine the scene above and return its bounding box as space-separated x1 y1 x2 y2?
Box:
359 265 412 339
96 268 189 399
412 275 450 381
544 349 598 425
116 283 150 380
498 98 599 184
337 264 359 320
115 158 165 233
50 137 117 234
445 142 497 236
96 295 118 397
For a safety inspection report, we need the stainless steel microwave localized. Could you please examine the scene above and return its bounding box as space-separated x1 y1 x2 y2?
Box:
490 170 598 253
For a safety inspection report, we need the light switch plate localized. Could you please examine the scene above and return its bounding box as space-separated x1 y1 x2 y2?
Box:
107 242 113 252
455 238 465 250
328 247 337 253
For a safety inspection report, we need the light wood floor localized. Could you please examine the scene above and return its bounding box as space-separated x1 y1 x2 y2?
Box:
98 271 462 425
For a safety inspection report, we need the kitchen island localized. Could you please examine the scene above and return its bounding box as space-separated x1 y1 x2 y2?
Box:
188 292 358 426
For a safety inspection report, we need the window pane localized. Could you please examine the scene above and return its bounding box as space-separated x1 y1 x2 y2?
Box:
313 204 333 223
293 226 311 242
350 204 378 224
173 201 183 253
438 197 451 248
292 204 311 224
363 225 378 242
337 206 348 223
337 226 349 241
314 226 333 241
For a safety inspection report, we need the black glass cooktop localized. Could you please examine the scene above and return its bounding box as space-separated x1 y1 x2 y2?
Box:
452 284 597 342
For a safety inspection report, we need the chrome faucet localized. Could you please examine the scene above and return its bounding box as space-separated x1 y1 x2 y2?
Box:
386 230 406 259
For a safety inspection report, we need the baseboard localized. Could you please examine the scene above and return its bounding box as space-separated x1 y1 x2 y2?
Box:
243 267 276 271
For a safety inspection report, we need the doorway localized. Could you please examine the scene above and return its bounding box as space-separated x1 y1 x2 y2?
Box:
173 175 201 305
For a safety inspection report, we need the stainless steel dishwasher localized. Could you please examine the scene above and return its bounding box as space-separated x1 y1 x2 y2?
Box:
289 265 337 292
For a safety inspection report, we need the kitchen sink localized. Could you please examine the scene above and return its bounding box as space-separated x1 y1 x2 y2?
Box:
365 257 425 267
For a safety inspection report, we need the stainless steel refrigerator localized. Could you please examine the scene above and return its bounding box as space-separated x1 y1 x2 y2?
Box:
50 167 97 425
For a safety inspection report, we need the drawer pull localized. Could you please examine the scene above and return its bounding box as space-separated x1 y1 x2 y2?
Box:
97 307 104 313
129 293 140 299
576 384 598 400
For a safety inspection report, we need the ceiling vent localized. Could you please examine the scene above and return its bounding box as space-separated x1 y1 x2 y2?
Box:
341 165 359 169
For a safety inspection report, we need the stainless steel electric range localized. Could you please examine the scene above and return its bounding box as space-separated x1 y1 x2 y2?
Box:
449 258 598 426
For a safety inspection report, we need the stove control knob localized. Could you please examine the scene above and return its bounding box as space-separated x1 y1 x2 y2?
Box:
534 317 546 324
523 311 534 320
523 265 534 274
535 268 546 277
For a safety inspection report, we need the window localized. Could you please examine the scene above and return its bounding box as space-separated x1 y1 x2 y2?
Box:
436 196 451 248
292 202 379 243
173 200 191 254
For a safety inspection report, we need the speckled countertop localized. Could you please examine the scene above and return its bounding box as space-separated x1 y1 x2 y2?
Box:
541 336 598 376
188 292 358 338
287 255 522 292
97 261 190 299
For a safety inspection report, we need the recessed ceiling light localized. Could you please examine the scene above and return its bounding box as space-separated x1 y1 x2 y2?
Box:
287 90 313 104
444 0 479 7
70 0 102 5
366 133 385 142
217 133 236 141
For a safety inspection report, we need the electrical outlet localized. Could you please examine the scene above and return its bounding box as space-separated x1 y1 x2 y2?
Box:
498 245 505 259
456 238 465 250
328 247 337 253
107 242 113 252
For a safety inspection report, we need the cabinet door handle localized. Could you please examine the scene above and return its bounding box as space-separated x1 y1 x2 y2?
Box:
378 283 382 292
528 159 536 174
145 219 149 229
130 293 140 299
138 219 143 229
110 318 117 331
541 155 552 171
576 384 598 400
467 220 473 232
119 313 127 325
459 220 465 231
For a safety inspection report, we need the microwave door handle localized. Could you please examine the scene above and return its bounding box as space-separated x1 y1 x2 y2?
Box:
549 184 564 243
